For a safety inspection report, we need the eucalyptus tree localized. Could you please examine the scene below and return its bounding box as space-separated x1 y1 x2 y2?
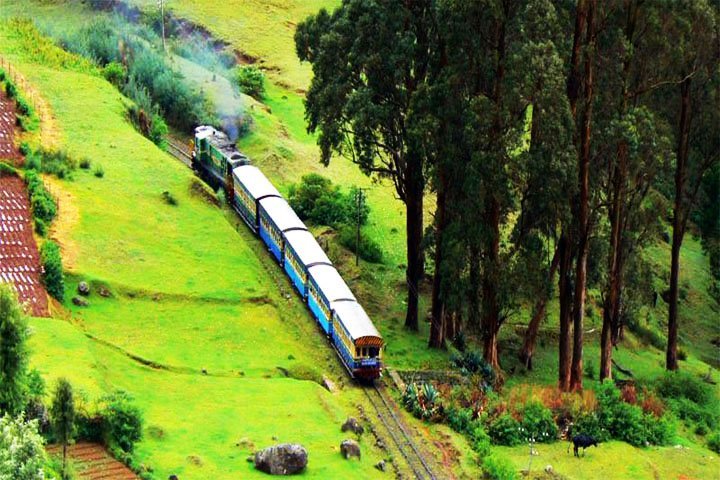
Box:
653 0 720 371
295 0 438 331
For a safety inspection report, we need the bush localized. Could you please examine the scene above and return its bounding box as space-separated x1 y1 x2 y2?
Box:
40 241 64 301
235 65 266 99
25 170 57 225
338 226 384 263
79 158 91 170
450 350 495 386
656 371 713 406
100 391 143 453
707 432 720 454
447 406 474 434
102 61 126 87
469 422 492 457
94 165 105 178
520 402 557 443
0 162 16 177
161 191 178 206
487 413 523 446
481 454 517 480
288 174 367 228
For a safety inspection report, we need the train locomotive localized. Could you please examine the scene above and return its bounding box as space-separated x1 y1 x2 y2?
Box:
192 126 383 380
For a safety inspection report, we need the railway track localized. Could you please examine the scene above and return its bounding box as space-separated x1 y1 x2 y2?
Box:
165 137 192 167
164 136 439 478
364 383 439 480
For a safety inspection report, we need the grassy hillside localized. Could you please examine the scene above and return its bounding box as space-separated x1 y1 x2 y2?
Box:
0 19 390 479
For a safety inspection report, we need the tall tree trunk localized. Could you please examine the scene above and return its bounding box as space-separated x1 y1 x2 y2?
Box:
468 245 481 334
429 170 448 348
567 0 588 117
570 0 596 392
405 158 424 331
558 233 573 391
667 76 692 371
519 246 560 370
482 197 502 372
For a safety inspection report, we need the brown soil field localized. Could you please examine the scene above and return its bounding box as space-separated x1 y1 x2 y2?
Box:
47 442 139 480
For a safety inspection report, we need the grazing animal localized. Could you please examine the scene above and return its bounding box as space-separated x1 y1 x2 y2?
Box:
568 434 598 457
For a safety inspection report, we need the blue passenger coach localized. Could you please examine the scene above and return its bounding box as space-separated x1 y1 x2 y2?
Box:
332 301 383 379
257 197 306 262
283 230 332 296
231 165 281 231
307 264 355 335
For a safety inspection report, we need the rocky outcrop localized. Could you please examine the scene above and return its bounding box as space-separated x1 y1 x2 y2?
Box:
254 444 308 475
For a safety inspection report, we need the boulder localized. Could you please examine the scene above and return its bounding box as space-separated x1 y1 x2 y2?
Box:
254 444 308 475
340 439 361 460
77 281 90 296
544 465 553 474
98 287 111 298
375 460 387 472
341 417 364 436
72 296 89 307
168 476 179 480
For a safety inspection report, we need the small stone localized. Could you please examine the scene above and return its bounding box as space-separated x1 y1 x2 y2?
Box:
98 287 111 297
72 296 89 307
246 456 254 463
169 475 179 480
77 281 90 296
544 465 553 474
375 460 386 472
340 439 361 460
322 376 336 393
202 368 208 375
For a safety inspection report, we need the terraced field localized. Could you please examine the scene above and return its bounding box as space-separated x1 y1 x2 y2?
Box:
47 443 138 480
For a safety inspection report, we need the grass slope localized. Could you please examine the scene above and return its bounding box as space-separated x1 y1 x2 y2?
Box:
0 20 387 479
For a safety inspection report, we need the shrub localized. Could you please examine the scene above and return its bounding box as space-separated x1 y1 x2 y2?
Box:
25 170 57 225
707 432 720 454
645 414 676 445
102 61 126 87
0 414 47 480
161 191 178 206
338 226 384 263
94 165 105 178
584 360 596 379
571 412 609 442
0 162 16 177
5 81 17 99
19 142 30 156
487 413 523 446
481 454 517 480
100 391 143 453
469 421 492 457
450 350 495 386
40 241 64 301
288 174 367 228
447 406 474 434
79 158 91 170
235 65 266 99
656 371 713 406
519 402 557 443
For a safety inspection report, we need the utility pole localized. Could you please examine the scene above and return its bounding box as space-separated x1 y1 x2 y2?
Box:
355 188 366 266
158 0 166 53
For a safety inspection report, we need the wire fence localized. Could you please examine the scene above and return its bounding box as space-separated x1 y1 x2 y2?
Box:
0 55 47 145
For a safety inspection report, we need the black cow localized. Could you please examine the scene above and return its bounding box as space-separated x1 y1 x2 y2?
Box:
567 434 598 457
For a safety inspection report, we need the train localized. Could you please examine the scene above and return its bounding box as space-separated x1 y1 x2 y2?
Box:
191 125 384 380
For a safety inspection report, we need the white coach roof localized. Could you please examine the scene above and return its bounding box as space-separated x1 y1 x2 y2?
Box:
332 300 382 341
233 165 281 201
258 196 307 232
284 229 332 267
308 264 356 303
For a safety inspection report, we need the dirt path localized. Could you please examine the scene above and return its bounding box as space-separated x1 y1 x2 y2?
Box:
0 90 48 316
47 443 138 480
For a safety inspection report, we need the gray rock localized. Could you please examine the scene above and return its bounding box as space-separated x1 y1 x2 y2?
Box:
77 281 90 296
375 460 386 472
72 296 89 307
254 444 308 475
98 287 111 298
168 476 179 480
341 417 364 436
544 465 553 474
340 439 361 460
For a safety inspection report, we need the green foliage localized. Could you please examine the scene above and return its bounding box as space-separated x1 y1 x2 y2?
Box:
450 350 496 386
0 285 29 415
655 371 714 406
288 174 366 227
235 65 266 99
337 226 384 263
707 432 720 454
446 406 474 434
94 165 105 178
0 414 46 480
102 61 126 88
25 149 77 179
25 169 57 228
487 414 523 446
520 402 558 443
161 191 178 206
481 453 517 480
79 158 91 170
40 241 65 301
0 161 17 177
100 391 143 453
402 382 442 421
